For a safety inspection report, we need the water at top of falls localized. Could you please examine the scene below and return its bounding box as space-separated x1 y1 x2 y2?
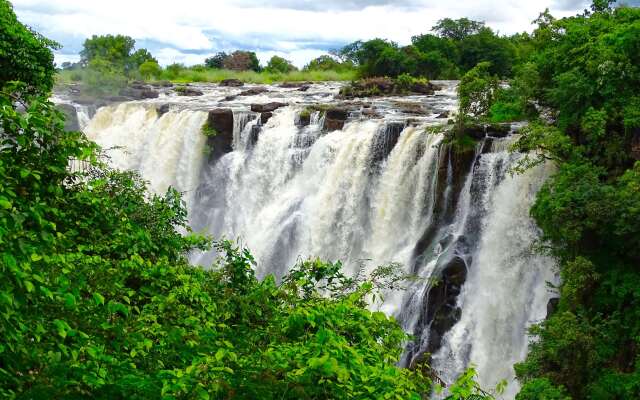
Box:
72 81 556 400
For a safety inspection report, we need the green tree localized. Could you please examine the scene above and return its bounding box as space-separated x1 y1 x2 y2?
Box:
138 60 162 79
204 52 227 69
433 18 485 41
265 55 296 74
0 0 58 95
80 34 136 67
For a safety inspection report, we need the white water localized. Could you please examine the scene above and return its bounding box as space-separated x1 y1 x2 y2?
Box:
75 82 556 399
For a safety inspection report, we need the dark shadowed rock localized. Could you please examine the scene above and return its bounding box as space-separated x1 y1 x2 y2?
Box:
223 95 237 102
279 81 311 88
175 87 204 96
260 112 273 124
140 89 159 99
119 87 159 100
57 104 79 131
206 109 234 163
425 256 468 354
547 297 560 319
238 87 268 96
465 124 486 140
436 112 448 119
323 108 349 131
220 79 244 87
150 80 173 88
249 125 261 147
411 81 439 95
251 102 287 113
297 111 311 127
486 123 511 138
298 85 311 92
156 104 171 117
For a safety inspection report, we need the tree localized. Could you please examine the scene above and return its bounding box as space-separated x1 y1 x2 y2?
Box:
304 55 344 71
265 55 296 73
223 50 261 72
138 60 162 79
204 52 227 69
0 0 58 95
354 39 408 78
457 61 499 118
458 27 515 76
433 18 485 41
80 34 136 67
128 48 156 71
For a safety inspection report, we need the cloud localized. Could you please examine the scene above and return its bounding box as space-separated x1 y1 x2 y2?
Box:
12 0 600 68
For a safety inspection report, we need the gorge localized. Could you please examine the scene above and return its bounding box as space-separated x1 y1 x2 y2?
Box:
56 81 557 398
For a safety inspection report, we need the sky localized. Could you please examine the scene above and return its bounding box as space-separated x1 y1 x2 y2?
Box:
10 0 635 68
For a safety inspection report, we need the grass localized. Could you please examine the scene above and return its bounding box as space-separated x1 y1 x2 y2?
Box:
56 68 357 87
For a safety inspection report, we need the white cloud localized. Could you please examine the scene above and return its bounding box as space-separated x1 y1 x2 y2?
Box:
13 0 589 68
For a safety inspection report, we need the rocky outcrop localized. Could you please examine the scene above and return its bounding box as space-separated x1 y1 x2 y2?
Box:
175 86 204 96
251 102 287 113
339 77 441 99
296 111 311 127
57 104 80 131
220 79 244 87
279 81 311 89
238 87 268 96
424 256 467 355
119 87 160 99
464 123 512 140
206 109 234 163
323 108 349 131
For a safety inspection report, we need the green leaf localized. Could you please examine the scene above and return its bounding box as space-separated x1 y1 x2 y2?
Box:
93 292 105 306
64 293 76 308
0 197 11 209
24 281 35 293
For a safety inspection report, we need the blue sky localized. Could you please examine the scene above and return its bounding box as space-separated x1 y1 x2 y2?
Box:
11 0 630 68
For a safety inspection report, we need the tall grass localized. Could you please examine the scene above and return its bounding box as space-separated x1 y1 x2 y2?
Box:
56 68 357 87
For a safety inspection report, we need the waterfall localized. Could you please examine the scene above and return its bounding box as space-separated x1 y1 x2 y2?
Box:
84 102 208 209
80 82 556 399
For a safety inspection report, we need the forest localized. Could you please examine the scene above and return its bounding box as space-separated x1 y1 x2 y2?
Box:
2 0 640 398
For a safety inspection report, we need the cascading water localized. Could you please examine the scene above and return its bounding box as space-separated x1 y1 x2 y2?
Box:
70 81 556 399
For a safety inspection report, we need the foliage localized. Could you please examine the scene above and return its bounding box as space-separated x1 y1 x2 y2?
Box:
138 60 162 80
0 0 58 95
264 55 297 74
204 52 227 69
222 50 261 72
457 62 498 118
433 18 485 41
303 55 354 72
512 3 640 399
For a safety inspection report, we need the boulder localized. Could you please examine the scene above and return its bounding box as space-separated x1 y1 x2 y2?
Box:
411 81 438 95
436 112 448 119
465 124 486 140
150 80 173 88
206 109 234 163
298 85 311 92
238 87 268 96
249 125 261 147
220 79 244 87
323 108 349 131
57 104 80 131
175 87 204 96
251 102 287 113
140 89 159 99
156 104 171 117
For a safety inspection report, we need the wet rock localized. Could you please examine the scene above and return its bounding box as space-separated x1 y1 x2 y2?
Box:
279 81 311 88
425 256 468 354
362 108 381 118
251 102 287 113
249 125 261 147
486 123 511 138
150 80 173 88
260 112 273 124
140 89 159 99
238 87 268 96
436 112 449 119
411 81 439 95
297 111 311 127
57 104 79 131
206 108 234 163
465 124 486 140
223 95 237 102
175 87 204 96
323 108 349 131
119 87 159 99
220 79 244 87
371 122 405 166
298 85 311 92
156 104 171 117
546 297 560 319
393 101 429 115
